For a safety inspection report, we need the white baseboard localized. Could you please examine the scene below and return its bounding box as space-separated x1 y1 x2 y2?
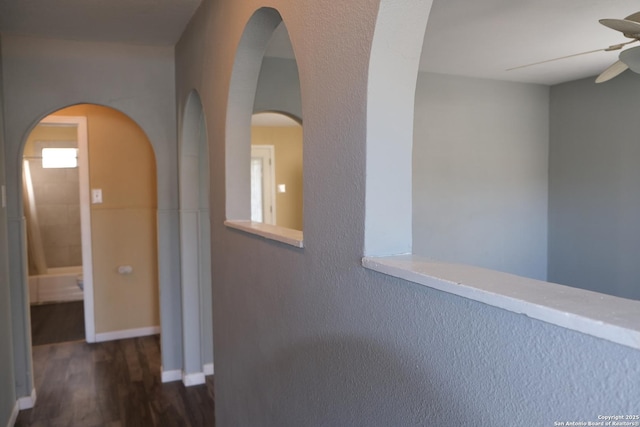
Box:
203 363 214 376
7 400 19 427
17 388 36 410
95 326 160 343
182 371 206 387
161 369 182 383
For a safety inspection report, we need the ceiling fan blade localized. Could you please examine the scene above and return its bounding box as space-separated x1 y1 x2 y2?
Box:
624 12 640 23
599 18 640 37
595 60 629 83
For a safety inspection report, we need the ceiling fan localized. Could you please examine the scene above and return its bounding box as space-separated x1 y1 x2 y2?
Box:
596 12 640 82
508 11 640 83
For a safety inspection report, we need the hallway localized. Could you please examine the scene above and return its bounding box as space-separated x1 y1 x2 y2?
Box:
15 336 215 426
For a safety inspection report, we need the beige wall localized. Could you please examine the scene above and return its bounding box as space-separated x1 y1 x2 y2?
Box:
52 104 159 333
252 125 303 230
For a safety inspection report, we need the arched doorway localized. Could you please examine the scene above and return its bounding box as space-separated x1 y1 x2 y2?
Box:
19 103 160 397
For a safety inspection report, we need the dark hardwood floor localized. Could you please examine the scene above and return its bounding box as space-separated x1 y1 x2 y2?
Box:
30 301 85 346
16 336 215 426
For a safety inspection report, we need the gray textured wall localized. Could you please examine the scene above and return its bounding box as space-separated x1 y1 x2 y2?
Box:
549 72 640 300
0 34 17 427
413 72 549 280
176 1 640 425
255 56 301 118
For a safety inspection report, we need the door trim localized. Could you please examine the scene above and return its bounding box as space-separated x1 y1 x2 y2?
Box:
251 144 276 225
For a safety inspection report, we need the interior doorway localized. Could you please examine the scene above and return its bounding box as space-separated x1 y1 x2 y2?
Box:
21 104 160 349
22 115 94 344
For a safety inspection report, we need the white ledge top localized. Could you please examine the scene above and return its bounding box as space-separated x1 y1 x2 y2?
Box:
224 220 304 248
363 254 640 351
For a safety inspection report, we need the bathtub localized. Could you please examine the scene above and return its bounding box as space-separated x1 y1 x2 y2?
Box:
29 266 84 304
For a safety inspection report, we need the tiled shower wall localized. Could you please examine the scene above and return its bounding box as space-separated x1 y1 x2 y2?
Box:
28 142 82 268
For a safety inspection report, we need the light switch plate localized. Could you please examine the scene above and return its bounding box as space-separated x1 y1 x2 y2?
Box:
91 189 103 204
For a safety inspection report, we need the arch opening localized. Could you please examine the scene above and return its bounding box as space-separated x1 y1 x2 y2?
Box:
225 8 304 246
13 103 161 401
364 0 640 352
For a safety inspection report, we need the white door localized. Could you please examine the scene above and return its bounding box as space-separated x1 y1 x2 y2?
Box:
250 145 276 225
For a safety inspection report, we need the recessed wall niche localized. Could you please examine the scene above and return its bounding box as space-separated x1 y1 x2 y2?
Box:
225 8 304 247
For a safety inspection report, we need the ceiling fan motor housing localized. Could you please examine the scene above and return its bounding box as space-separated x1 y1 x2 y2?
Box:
620 45 640 73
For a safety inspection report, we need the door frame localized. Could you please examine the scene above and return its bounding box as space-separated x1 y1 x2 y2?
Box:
250 144 276 225
37 115 96 342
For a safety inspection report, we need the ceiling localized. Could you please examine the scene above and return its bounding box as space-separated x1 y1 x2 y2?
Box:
420 0 640 85
0 0 638 85
0 0 201 45
266 0 640 86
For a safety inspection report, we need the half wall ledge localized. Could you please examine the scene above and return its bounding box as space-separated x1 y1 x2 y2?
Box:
363 255 640 351
225 220 304 248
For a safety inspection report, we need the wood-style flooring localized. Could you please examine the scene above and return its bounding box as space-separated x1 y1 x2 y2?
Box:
16 335 215 426
30 301 85 346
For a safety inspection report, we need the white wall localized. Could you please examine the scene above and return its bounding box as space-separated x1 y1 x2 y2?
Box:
413 72 549 280
549 72 640 300
177 1 640 425
0 35 181 397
